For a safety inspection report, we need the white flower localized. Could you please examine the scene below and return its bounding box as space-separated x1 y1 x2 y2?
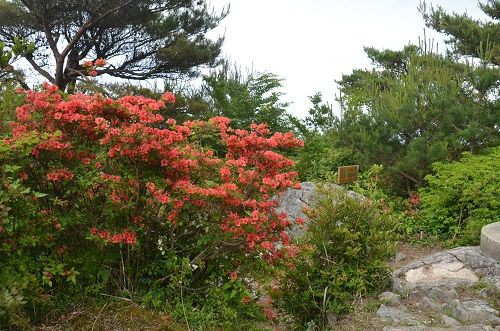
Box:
157 237 165 255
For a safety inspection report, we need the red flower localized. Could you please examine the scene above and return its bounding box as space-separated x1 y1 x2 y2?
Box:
110 234 122 243
83 60 93 68
94 58 106 67
242 296 252 304
98 230 110 240
100 173 121 182
122 231 137 244
409 193 420 205
6 82 304 261
47 169 75 182
262 307 277 320
261 241 274 250
162 91 176 103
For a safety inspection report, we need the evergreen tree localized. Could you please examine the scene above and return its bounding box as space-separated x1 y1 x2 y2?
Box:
420 0 499 65
296 1 499 194
304 92 335 133
0 0 227 90
203 64 298 133
334 45 498 194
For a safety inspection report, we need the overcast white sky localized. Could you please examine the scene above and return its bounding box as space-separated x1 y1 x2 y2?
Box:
206 0 487 118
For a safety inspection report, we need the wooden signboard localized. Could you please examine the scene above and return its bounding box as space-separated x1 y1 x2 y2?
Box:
338 165 359 184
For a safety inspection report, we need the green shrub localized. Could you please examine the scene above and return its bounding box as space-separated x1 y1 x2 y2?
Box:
274 185 397 329
415 147 500 245
0 84 303 327
0 83 25 132
296 133 355 182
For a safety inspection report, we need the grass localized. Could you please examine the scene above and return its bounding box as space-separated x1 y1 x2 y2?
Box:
36 300 189 331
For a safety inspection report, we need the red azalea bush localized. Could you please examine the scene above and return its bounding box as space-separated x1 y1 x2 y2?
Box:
0 83 303 325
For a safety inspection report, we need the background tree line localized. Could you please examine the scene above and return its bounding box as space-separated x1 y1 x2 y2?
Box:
297 0 499 195
1 0 498 197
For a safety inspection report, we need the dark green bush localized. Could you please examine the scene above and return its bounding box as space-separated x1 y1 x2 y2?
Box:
274 185 397 329
296 133 355 182
415 147 500 245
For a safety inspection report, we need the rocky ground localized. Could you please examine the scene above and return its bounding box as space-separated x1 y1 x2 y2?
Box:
373 246 499 331
276 182 500 331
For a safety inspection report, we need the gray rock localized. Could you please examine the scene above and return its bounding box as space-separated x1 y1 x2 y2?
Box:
274 181 316 239
386 245 499 331
392 252 458 283
449 247 500 273
394 252 407 263
275 181 363 239
377 304 423 326
403 261 478 290
451 299 500 326
417 296 442 311
483 275 500 291
479 288 490 299
325 311 337 327
384 326 495 331
392 247 500 293
427 287 459 302
441 314 461 327
378 291 401 305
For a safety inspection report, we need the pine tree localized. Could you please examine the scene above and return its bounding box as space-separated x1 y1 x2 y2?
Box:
0 0 227 90
420 0 499 65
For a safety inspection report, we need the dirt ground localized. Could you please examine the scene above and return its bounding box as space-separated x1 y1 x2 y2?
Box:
36 301 188 331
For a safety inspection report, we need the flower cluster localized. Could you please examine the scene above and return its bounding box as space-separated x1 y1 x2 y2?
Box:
5 83 303 260
162 91 176 104
82 58 106 77
90 227 137 245
46 169 75 182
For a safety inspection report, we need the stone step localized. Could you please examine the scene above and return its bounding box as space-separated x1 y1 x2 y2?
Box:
481 222 500 261
383 326 497 331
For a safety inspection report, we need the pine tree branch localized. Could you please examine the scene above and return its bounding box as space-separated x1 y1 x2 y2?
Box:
60 0 135 60
24 54 55 83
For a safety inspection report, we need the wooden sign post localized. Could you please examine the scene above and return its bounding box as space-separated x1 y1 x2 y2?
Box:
337 165 359 184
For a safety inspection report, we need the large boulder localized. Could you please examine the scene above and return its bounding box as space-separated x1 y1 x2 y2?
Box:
392 246 500 292
274 181 362 239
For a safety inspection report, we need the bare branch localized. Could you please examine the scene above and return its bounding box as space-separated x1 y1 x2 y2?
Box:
41 15 61 59
24 54 55 83
40 9 61 61
60 0 135 60
398 171 419 184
